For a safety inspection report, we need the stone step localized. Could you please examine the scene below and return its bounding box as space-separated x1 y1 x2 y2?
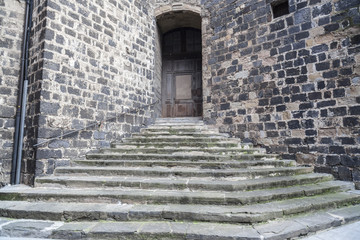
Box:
71 159 295 168
131 132 229 138
2 205 360 240
0 181 349 206
86 153 279 161
54 166 313 178
100 147 266 155
35 173 333 191
53 205 360 239
0 192 359 224
122 136 237 143
111 141 251 149
140 126 219 133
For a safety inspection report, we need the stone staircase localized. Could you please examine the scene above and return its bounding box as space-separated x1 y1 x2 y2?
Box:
1 117 360 239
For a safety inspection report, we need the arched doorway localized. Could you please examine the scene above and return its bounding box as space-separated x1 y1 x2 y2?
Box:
156 10 202 118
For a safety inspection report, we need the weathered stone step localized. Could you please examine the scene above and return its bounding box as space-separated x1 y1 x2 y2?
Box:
122 136 237 143
111 141 251 149
2 205 359 240
100 147 266 155
35 173 333 191
86 153 279 161
0 192 359 224
131 132 229 138
54 166 313 178
72 159 295 168
140 126 218 133
0 181 349 206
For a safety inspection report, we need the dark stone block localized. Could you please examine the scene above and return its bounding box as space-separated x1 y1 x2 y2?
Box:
294 8 311 25
316 100 336 108
315 62 330 71
312 3 332 18
323 70 338 79
329 107 347 116
308 92 322 100
321 137 333 144
319 16 330 26
307 110 319 118
350 106 360 115
36 149 62 159
337 78 351 87
270 20 285 32
276 105 286 112
267 131 279 137
265 122 276 130
339 137 356 145
340 68 353 76
295 31 309 40
291 93 307 102
288 120 301 129
324 23 339 33
224 117 233 124
302 119 314 129
311 44 329 54
326 155 341 166
299 102 313 110
302 83 315 92
321 109 328 117
270 96 283 105
220 103 230 110
338 166 352 181
329 146 346 154
305 129 317 136
351 35 360 45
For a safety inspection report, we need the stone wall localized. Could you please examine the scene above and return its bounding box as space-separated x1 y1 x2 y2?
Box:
202 0 360 181
0 0 26 186
20 0 159 185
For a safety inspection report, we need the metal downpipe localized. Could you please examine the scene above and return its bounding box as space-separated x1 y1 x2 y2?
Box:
11 0 33 185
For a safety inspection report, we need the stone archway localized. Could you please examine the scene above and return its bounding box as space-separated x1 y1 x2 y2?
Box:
155 5 203 118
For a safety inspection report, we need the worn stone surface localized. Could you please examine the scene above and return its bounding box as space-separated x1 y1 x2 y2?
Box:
1 120 360 239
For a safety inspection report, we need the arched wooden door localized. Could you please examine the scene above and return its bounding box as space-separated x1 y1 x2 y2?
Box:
161 28 202 118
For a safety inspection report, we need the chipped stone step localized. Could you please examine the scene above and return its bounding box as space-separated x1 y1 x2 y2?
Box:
35 173 333 191
122 136 237 143
72 159 295 169
54 166 313 178
131 132 229 138
111 141 251 149
100 147 266 155
2 205 359 240
140 126 218 133
0 192 359 223
86 153 279 161
0 181 350 206
48 205 360 240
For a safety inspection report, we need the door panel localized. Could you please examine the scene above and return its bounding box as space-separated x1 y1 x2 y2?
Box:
161 28 202 118
162 59 202 117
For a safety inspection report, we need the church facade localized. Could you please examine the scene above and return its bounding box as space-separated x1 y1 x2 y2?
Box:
0 0 359 186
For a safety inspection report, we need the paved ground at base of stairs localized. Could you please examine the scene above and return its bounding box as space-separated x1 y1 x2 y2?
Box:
0 219 359 240
301 221 360 240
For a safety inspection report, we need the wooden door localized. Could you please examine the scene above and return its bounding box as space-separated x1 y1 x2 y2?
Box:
161 28 202 118
162 59 202 117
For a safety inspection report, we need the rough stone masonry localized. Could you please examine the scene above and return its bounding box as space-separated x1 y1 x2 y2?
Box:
0 0 359 186
201 0 360 182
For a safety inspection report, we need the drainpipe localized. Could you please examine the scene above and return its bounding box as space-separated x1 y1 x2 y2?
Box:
11 0 33 185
